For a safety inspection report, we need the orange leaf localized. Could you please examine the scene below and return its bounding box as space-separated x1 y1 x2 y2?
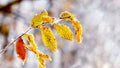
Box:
60 11 83 42
15 37 26 63
36 50 51 68
71 19 82 42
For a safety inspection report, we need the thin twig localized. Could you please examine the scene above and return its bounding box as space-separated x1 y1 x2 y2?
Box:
0 27 32 55
0 19 62 55
51 19 62 25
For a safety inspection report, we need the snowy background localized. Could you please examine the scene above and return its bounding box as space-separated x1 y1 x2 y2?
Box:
0 0 120 68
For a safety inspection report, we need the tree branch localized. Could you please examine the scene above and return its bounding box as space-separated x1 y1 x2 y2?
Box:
0 19 62 56
0 27 32 55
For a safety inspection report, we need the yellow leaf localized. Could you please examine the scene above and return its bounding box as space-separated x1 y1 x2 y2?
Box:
71 19 82 42
36 50 51 68
23 33 51 68
23 33 37 52
31 14 43 28
53 23 73 40
41 10 54 23
23 34 34 44
40 9 48 16
31 10 48 28
40 26 57 51
60 11 74 21
42 15 54 23
60 11 83 42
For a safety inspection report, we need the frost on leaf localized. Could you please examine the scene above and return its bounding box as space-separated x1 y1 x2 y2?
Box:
40 10 48 16
60 11 83 42
60 11 74 21
23 33 37 52
31 9 54 28
15 37 26 63
41 10 54 23
31 13 43 28
31 10 48 28
42 15 54 23
53 23 73 40
23 33 51 68
40 26 57 51
36 50 51 68
71 19 82 42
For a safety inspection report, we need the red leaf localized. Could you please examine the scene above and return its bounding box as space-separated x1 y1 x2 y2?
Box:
16 37 26 63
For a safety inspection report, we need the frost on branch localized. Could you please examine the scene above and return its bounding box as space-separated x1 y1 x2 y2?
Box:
2 9 83 68
23 33 51 68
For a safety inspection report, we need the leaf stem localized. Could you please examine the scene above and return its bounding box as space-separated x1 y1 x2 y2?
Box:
0 19 62 55
51 19 62 25
0 27 32 55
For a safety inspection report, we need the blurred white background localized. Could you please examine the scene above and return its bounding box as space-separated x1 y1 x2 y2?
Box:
0 0 120 68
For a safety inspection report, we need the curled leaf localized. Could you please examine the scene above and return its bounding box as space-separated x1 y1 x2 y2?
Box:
40 26 57 51
15 37 26 63
36 50 51 68
23 34 36 46
23 33 37 53
53 23 73 40
60 11 74 21
23 33 51 68
60 11 83 42
71 19 82 42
